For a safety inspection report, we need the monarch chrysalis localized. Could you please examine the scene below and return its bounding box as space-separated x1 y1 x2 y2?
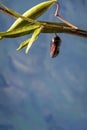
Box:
50 34 61 58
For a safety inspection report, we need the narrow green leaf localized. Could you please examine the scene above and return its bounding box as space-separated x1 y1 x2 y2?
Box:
17 38 31 50
1 0 56 31
0 2 36 23
25 26 43 54
0 24 40 38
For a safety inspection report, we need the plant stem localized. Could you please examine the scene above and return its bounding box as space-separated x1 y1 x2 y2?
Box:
0 7 16 18
55 2 78 29
41 21 87 38
0 7 87 38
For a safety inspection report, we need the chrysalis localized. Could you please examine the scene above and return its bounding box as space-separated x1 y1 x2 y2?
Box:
50 34 61 58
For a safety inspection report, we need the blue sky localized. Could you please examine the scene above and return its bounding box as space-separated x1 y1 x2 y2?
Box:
0 0 87 130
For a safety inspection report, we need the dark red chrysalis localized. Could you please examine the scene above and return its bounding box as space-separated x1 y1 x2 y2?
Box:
50 34 61 58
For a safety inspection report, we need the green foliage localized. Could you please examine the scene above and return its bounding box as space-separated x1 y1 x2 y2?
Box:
1 0 56 31
17 26 43 53
25 26 43 54
0 0 57 53
0 24 40 38
0 0 87 54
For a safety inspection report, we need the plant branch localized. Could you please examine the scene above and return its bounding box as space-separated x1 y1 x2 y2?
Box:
41 21 87 38
0 5 87 38
0 7 17 18
54 2 78 29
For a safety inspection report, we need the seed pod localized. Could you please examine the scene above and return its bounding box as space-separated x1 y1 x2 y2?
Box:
50 35 61 58
7 0 57 31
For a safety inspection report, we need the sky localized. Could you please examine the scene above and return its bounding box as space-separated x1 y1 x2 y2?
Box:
0 0 87 130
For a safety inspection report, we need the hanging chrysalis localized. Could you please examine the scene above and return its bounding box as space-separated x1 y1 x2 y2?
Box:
50 34 61 58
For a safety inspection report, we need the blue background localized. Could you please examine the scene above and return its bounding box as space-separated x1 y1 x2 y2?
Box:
0 0 87 130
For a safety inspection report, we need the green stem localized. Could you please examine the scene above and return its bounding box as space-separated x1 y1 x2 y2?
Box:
0 21 87 39
40 21 87 38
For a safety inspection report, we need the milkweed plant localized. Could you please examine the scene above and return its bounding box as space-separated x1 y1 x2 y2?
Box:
0 0 87 57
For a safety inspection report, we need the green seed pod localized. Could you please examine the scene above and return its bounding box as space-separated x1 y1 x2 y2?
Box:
7 0 57 31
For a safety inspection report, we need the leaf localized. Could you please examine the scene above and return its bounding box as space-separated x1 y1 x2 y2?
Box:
0 2 35 24
0 24 40 38
0 0 56 31
25 26 43 54
17 38 31 50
